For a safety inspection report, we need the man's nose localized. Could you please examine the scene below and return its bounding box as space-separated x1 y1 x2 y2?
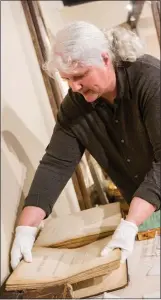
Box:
70 81 82 92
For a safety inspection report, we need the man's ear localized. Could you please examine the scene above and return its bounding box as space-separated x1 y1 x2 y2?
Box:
101 52 109 66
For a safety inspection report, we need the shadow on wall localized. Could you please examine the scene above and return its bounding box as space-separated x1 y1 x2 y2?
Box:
2 130 34 224
2 106 45 260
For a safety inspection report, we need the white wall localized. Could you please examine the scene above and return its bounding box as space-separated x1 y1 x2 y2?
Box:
1 0 79 285
60 1 129 29
137 1 160 59
39 1 129 32
39 1 160 60
39 1 65 35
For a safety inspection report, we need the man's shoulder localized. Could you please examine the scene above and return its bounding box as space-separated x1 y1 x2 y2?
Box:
126 54 160 75
123 54 160 88
135 54 160 70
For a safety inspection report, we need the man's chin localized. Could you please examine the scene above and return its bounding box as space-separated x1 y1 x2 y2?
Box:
83 93 99 103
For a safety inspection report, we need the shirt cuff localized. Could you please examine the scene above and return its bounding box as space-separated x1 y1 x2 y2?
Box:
23 194 52 219
133 186 161 211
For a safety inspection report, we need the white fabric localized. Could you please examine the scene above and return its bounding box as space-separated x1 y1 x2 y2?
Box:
101 218 138 263
11 226 37 270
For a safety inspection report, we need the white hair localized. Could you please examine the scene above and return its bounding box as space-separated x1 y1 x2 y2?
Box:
43 21 145 77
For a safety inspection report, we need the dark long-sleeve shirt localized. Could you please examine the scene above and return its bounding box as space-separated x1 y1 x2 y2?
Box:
24 54 160 217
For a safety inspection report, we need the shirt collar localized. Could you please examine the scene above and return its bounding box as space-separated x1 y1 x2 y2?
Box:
115 61 131 100
91 61 131 109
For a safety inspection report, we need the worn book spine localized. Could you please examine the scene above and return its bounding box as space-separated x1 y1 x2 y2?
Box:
1 284 73 299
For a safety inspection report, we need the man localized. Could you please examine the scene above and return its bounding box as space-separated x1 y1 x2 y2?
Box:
11 21 160 270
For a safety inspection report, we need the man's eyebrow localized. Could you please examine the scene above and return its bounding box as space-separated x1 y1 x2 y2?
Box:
73 73 85 77
61 73 85 79
61 69 89 79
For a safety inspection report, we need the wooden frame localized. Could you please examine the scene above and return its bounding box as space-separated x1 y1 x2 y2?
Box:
21 0 93 210
151 0 160 45
21 1 59 119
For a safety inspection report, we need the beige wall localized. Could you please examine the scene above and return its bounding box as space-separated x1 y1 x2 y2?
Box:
39 1 65 35
137 1 160 59
60 1 128 29
39 1 129 32
1 1 80 285
39 1 160 60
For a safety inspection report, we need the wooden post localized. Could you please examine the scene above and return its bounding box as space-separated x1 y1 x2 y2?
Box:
151 1 160 46
21 0 91 211
75 165 93 209
21 0 58 119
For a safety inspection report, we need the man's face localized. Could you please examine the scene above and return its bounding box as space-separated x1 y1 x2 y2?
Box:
59 54 113 103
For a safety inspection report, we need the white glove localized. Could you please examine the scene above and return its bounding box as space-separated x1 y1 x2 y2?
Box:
101 219 138 263
11 226 38 270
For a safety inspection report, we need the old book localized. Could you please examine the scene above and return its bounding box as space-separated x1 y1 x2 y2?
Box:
5 202 128 298
0 284 73 299
71 262 128 299
6 237 121 290
35 202 122 248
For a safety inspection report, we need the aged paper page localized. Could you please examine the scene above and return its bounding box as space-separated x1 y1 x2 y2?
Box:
108 235 160 298
72 262 128 299
35 202 121 247
6 236 121 290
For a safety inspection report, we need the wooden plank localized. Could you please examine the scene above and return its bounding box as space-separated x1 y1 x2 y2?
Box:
72 172 86 211
151 1 160 45
30 1 64 109
88 157 109 205
21 0 58 120
75 165 93 209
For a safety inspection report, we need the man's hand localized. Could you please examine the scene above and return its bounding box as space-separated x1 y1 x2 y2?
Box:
101 219 138 263
11 226 38 270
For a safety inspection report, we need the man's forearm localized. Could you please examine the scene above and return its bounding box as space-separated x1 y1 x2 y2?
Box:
126 197 156 226
17 206 46 227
